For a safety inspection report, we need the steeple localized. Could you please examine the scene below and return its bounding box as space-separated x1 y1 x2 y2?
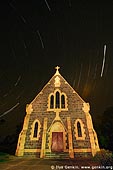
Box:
55 66 60 75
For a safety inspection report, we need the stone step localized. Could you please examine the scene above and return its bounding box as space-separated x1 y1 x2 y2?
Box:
45 152 69 159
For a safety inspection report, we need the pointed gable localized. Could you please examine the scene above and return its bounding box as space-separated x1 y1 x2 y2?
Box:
31 66 85 113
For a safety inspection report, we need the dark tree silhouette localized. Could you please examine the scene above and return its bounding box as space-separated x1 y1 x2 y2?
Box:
0 122 23 155
98 107 113 151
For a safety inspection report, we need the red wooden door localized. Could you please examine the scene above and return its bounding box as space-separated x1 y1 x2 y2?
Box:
52 132 63 152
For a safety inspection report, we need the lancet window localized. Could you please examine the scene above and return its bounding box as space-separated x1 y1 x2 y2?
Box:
30 119 41 141
56 91 60 108
74 119 86 140
77 121 82 137
61 94 65 108
48 90 68 110
50 95 54 109
33 122 38 138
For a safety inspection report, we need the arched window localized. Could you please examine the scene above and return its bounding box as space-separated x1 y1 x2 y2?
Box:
77 122 82 137
74 119 85 140
56 91 60 108
50 95 54 108
47 90 68 111
33 122 38 138
61 95 65 108
30 119 41 141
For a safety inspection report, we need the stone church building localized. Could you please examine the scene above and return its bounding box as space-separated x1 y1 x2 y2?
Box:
16 66 100 158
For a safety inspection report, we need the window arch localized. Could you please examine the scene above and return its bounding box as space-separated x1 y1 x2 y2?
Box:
47 90 68 111
56 91 60 108
50 95 54 109
74 119 86 140
61 94 65 108
30 119 41 141
33 122 38 137
77 122 82 137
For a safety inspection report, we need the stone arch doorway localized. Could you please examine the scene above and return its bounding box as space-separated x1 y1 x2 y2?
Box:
48 121 67 153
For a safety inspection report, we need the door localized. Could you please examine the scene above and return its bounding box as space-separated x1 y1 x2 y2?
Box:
51 132 63 152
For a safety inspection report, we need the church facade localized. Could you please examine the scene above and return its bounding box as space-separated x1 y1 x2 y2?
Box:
16 66 100 158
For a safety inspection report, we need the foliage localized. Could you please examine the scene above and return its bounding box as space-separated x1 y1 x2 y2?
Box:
97 107 113 151
98 135 109 149
0 122 23 155
0 152 16 163
0 152 11 163
94 149 113 166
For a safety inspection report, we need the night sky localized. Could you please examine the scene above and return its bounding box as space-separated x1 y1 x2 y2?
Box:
0 1 113 136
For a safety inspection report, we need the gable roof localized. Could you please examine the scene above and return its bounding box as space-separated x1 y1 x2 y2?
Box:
31 66 85 104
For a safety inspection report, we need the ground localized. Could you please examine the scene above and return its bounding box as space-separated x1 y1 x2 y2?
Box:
0 155 102 170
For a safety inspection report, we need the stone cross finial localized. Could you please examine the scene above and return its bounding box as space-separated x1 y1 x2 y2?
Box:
55 66 60 75
55 66 60 71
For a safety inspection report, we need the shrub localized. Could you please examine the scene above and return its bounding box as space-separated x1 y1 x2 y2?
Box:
94 149 113 165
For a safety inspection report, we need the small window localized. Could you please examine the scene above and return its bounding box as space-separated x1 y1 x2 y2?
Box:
56 91 60 108
74 119 86 140
33 122 38 138
61 95 65 108
77 122 82 137
30 119 41 141
50 95 54 108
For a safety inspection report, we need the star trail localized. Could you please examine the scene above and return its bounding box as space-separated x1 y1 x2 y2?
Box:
0 1 113 142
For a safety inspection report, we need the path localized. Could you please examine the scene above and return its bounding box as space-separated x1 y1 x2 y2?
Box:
0 157 100 170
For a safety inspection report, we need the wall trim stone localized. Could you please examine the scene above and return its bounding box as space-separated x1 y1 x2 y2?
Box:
24 149 41 152
73 148 91 152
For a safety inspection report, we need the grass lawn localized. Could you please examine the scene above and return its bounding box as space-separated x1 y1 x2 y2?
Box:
0 152 15 163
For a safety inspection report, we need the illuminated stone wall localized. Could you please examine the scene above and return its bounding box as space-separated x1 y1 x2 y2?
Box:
16 67 100 158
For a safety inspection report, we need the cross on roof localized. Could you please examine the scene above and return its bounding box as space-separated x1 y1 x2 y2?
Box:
55 66 60 75
55 66 60 71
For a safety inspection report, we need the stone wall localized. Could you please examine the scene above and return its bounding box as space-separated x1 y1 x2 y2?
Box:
21 71 99 158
